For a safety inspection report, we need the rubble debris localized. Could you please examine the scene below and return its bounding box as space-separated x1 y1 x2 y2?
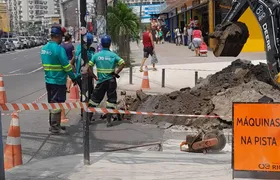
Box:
120 91 126 96
118 59 280 130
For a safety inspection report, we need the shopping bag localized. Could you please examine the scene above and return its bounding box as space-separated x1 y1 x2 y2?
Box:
188 42 193 49
190 43 195 51
151 51 158 64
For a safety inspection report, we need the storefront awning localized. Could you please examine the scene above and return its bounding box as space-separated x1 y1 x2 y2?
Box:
191 0 209 10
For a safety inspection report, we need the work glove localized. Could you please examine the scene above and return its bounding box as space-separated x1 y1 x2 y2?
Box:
111 72 120 79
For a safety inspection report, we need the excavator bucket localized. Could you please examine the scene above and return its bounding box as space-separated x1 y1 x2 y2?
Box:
209 22 249 57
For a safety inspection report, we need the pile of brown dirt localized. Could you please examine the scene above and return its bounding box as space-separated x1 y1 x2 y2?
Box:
122 59 280 130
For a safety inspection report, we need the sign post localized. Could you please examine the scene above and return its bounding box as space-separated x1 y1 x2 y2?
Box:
80 0 90 166
0 111 5 180
233 103 280 179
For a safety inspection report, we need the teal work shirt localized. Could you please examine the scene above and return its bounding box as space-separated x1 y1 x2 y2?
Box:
41 41 76 85
89 48 125 84
74 44 94 77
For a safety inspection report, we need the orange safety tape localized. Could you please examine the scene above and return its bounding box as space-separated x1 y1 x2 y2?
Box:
1 92 48 116
0 102 230 119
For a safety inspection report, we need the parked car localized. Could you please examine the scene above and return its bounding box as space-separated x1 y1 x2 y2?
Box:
42 37 48 44
30 36 40 46
1 38 10 51
1 38 16 51
36 37 44 45
26 36 36 47
10 37 24 49
19 36 31 48
8 39 16 51
0 39 7 53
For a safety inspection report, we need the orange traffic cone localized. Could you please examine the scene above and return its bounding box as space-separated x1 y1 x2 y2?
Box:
69 84 80 102
0 74 7 104
4 112 22 170
60 109 69 127
141 66 150 89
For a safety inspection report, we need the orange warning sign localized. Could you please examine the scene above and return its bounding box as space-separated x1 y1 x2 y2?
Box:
233 103 280 172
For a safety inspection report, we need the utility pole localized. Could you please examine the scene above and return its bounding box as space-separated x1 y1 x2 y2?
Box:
139 0 143 24
80 0 90 166
96 0 107 41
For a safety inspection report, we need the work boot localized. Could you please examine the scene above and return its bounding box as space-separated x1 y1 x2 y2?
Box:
117 114 122 121
49 126 69 135
49 127 60 134
106 114 113 127
49 111 62 134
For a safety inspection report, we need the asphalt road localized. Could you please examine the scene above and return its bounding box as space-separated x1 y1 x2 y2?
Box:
0 47 164 166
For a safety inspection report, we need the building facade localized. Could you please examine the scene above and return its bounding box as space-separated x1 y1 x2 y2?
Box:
21 0 48 22
122 0 165 5
0 2 10 32
7 0 21 32
61 0 78 28
161 0 264 52
6 0 61 32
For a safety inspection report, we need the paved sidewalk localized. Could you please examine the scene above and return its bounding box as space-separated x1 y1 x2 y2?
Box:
131 42 266 66
6 151 235 180
118 59 267 94
117 43 267 94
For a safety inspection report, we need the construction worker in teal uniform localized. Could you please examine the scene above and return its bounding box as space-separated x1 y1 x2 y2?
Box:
72 32 97 92
41 25 78 134
88 35 125 127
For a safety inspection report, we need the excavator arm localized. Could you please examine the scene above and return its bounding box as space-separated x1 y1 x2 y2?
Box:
209 0 280 85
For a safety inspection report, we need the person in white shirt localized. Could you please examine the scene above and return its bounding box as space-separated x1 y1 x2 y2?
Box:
183 25 188 46
174 27 181 46
187 25 193 45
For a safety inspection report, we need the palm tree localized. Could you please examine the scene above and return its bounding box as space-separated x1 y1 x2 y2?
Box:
107 2 140 66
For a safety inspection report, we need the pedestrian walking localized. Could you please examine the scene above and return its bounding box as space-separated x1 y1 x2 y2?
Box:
174 27 181 46
41 25 78 134
140 26 157 72
183 25 188 46
187 25 193 45
192 26 203 56
61 33 75 93
159 28 163 44
88 35 125 127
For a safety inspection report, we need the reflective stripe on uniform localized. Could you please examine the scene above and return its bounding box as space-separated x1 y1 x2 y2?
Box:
97 68 114 74
62 64 73 72
118 59 125 66
106 101 117 108
89 99 100 107
89 61 94 67
43 64 63 71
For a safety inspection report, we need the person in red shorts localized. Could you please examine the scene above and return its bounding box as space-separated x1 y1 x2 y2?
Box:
139 26 157 72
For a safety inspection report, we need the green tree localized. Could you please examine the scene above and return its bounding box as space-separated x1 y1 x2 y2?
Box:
107 2 140 66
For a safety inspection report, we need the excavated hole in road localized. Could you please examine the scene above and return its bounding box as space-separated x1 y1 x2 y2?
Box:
118 59 280 131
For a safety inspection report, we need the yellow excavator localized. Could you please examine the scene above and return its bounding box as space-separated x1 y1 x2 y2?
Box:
210 0 280 85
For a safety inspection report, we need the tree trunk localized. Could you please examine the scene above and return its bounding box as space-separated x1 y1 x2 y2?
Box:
117 35 130 67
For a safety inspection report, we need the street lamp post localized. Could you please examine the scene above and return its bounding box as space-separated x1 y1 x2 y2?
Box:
139 0 143 36
75 8 80 40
